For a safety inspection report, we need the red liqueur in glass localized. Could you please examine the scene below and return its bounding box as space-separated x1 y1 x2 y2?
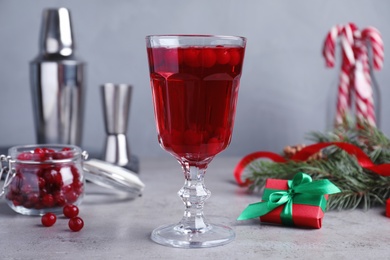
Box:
147 46 245 163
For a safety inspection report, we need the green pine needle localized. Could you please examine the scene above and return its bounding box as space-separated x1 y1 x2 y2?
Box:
245 121 390 211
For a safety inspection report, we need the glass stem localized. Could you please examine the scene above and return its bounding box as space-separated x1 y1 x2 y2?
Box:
177 162 211 233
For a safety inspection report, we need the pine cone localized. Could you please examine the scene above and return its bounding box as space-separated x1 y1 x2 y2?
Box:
283 144 324 161
283 144 306 159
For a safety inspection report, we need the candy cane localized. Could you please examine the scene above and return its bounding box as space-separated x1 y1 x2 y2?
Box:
334 59 352 125
362 26 384 70
340 23 358 65
323 23 383 127
353 41 375 126
362 45 376 126
323 24 343 67
334 23 358 124
355 26 384 126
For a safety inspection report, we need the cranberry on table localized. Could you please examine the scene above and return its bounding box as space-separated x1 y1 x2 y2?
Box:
68 217 84 232
41 212 57 227
63 204 79 218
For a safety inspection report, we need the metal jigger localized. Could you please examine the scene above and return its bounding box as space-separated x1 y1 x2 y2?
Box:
101 83 139 173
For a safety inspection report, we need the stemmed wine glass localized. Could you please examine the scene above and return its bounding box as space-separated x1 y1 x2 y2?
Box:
146 35 246 248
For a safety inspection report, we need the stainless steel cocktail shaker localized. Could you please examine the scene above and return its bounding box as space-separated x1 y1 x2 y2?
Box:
30 8 85 146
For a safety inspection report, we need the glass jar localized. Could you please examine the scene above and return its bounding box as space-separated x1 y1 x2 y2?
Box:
1 144 87 216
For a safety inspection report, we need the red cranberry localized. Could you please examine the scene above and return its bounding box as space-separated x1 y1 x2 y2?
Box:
216 49 231 65
17 152 33 161
43 169 55 183
12 195 24 206
54 192 66 207
38 177 46 189
42 194 55 207
63 204 79 218
68 217 84 232
33 148 46 161
53 148 73 159
27 193 40 205
41 213 57 227
184 130 202 145
228 49 240 66
207 137 223 155
71 166 81 179
64 191 78 204
52 170 63 186
200 49 217 68
23 201 34 209
184 48 200 67
164 49 181 67
72 180 83 193
43 148 55 154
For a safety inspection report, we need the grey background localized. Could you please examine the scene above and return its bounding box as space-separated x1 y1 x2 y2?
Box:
0 0 389 159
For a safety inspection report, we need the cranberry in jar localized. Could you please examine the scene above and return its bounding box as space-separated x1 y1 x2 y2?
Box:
4 145 87 216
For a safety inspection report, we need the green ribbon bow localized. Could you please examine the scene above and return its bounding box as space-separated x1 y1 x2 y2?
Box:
237 172 341 225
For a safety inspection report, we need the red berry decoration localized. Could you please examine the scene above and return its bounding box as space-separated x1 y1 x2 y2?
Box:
63 204 79 218
68 217 84 232
41 212 57 227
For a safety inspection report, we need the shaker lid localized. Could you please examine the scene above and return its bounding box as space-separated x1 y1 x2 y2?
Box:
40 7 74 56
83 159 145 197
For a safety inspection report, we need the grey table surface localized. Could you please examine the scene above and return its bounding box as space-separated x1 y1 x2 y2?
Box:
0 156 389 260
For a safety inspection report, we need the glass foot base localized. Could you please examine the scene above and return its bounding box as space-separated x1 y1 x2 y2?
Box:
151 223 235 248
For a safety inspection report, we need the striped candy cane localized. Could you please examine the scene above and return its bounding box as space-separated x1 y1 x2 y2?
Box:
323 24 351 124
353 41 376 126
362 26 384 70
356 26 384 126
322 24 343 68
336 23 358 125
323 23 384 127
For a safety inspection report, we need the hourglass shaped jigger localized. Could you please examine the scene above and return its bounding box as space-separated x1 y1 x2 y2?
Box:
101 83 134 170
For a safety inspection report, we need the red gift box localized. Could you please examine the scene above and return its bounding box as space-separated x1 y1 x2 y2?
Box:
259 178 328 229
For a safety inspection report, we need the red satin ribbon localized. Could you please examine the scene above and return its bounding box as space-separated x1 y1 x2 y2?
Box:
234 152 286 186
386 199 390 218
234 142 390 186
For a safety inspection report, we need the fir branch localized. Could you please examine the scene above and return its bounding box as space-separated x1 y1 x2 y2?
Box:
246 142 390 211
307 120 390 157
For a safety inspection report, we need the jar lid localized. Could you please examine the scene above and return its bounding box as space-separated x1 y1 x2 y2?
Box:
83 159 145 197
